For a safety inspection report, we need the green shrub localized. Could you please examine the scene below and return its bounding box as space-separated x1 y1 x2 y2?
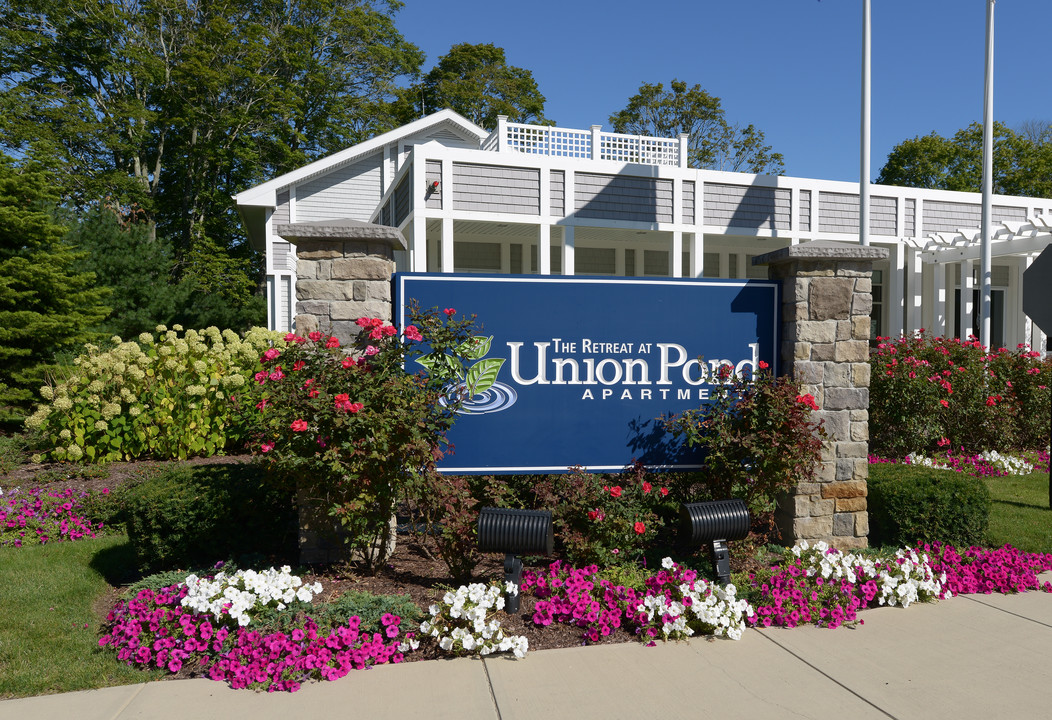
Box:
870 334 1050 457
867 463 990 548
24 325 282 462
113 463 296 573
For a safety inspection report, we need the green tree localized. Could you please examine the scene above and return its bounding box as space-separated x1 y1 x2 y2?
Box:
0 0 422 316
392 43 547 128
0 157 109 423
609 80 784 174
877 121 1052 198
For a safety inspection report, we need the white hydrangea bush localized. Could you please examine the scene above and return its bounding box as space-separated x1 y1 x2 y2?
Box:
181 565 323 627
25 325 282 462
420 582 528 659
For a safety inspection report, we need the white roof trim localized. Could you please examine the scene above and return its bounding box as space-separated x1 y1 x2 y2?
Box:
233 110 487 208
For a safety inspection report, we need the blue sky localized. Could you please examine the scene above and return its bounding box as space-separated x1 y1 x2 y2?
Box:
396 0 1052 183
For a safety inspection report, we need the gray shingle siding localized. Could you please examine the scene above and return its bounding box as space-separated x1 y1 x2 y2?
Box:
922 200 1026 235
574 173 672 223
683 181 695 225
274 190 290 225
817 192 896 235
905 198 916 237
452 163 540 215
425 160 442 209
799 190 811 232
550 170 565 217
393 174 412 226
705 183 790 231
297 154 383 222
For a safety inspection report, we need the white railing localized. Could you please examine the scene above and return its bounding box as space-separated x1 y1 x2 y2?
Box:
487 116 687 168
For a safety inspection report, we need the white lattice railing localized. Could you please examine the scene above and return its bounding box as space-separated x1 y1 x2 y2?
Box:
487 116 687 168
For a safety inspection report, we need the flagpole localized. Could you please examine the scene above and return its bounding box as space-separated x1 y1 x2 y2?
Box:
980 0 995 348
860 0 871 247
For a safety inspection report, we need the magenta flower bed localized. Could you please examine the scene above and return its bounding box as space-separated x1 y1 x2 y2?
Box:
0 487 107 548
869 450 1050 477
920 542 1052 596
99 584 411 692
524 561 645 643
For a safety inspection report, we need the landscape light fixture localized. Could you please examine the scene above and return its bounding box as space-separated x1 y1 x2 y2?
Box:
477 507 553 613
680 499 750 585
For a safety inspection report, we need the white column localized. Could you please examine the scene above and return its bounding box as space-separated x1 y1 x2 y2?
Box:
960 260 975 340
887 243 904 338
906 247 923 334
538 223 551 275
562 226 575 276
932 262 946 337
411 220 427 272
440 218 453 273
670 231 683 277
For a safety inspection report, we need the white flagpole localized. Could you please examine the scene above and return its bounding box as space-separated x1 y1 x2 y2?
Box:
860 0 871 247
980 0 995 348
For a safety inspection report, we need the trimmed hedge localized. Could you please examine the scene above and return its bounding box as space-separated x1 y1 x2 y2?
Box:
111 463 296 573
867 463 990 549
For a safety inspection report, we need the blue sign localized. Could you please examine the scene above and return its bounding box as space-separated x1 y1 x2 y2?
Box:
395 273 778 474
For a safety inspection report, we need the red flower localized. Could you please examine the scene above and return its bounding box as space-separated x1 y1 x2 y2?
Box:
341 357 357 369
260 442 274 453
325 336 340 349
443 308 456 316
758 360 769 369
587 510 597 521
940 399 949 408
796 394 819 410
404 324 423 342
292 361 306 372
659 487 669 497
290 419 308 432
633 522 645 535
642 481 652 494
986 396 997 407
609 486 622 498
308 331 322 342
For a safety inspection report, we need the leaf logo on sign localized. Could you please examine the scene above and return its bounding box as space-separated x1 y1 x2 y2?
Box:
417 337 516 415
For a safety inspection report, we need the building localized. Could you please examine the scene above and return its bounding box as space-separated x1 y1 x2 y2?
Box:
235 109 1051 353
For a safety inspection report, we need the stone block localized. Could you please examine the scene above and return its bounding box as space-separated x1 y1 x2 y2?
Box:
823 362 850 388
850 421 869 442
332 256 394 281
295 241 345 260
793 516 833 539
815 411 848 442
834 340 870 363
809 278 854 320
316 260 332 281
836 441 869 458
294 313 319 336
822 480 867 499
824 387 867 411
834 262 872 277
811 498 835 517
795 483 821 496
793 362 824 385
353 280 391 303
836 458 856 481
851 363 871 387
851 316 871 340
783 301 810 322
836 496 867 513
794 261 836 277
854 277 872 293
791 277 811 301
855 511 870 537
819 440 837 462
835 535 869 550
296 279 354 301
815 461 837 483
796 320 837 344
851 292 873 316
832 512 855 536
297 259 319 279
793 495 812 517
811 342 836 361
853 458 869 481
836 320 853 341
296 300 330 318
329 301 364 321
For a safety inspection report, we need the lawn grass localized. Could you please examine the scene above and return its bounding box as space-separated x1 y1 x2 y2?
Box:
983 470 1052 554
0 534 164 699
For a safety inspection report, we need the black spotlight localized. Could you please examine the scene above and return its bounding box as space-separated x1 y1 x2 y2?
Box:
680 499 750 585
477 507 553 613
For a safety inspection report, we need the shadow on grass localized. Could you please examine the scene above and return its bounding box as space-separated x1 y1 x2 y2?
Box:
90 537 143 586
991 499 1051 512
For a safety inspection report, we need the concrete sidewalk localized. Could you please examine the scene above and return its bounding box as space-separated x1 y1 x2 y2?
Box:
4 585 1052 720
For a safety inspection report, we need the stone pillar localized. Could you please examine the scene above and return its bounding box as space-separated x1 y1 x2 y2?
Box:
275 219 406 344
754 240 888 550
276 219 406 564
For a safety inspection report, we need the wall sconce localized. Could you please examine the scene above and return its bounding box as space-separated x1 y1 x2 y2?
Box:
680 499 750 585
426 180 439 193
477 507 553 613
